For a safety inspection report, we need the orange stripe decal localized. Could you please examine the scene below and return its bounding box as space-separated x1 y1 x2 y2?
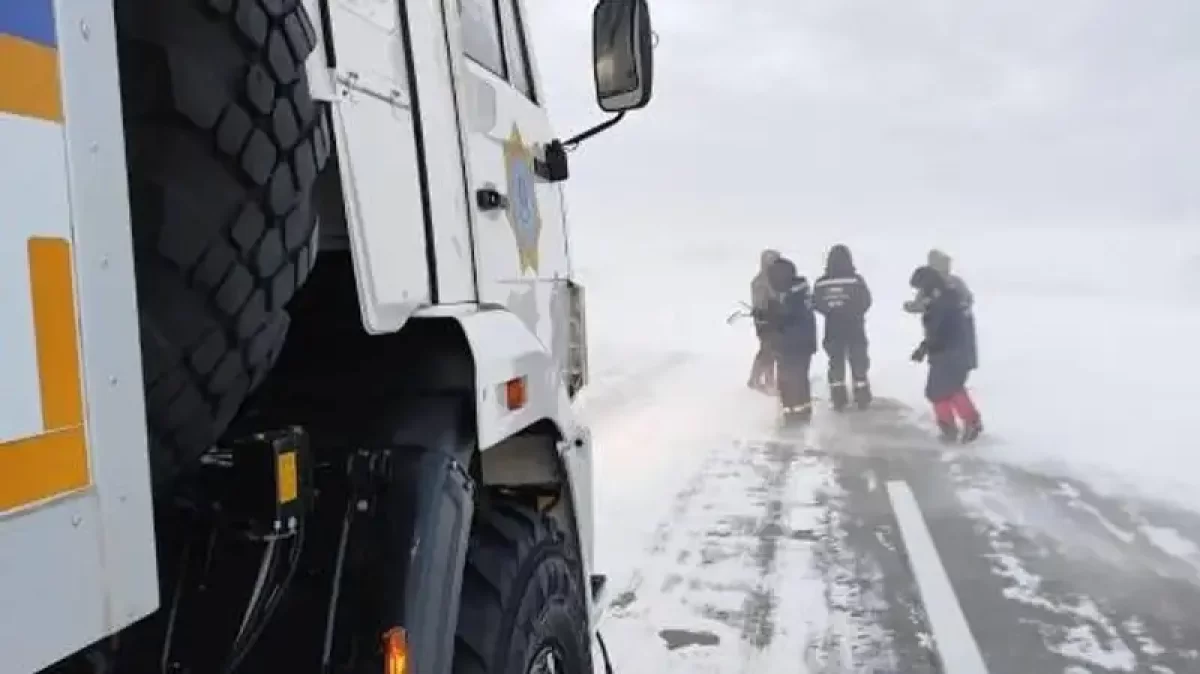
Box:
28 237 84 429
0 237 89 512
0 34 63 123
0 428 88 512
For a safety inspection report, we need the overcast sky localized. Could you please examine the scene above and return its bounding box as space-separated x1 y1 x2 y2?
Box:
528 0 1200 232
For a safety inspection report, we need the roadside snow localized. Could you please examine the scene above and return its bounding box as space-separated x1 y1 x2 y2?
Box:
571 221 1200 671
576 222 1200 515
587 384 832 672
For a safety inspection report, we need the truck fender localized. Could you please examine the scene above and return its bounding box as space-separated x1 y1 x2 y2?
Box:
416 305 582 451
413 305 598 619
361 395 475 674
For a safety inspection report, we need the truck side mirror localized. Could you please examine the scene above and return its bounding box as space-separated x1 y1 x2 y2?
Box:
592 0 654 113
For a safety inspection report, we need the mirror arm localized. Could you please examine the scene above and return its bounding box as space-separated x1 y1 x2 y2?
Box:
563 112 627 151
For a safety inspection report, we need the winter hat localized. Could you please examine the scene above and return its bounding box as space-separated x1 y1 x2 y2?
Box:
826 244 855 275
767 257 797 292
760 248 782 270
927 249 952 276
909 265 945 294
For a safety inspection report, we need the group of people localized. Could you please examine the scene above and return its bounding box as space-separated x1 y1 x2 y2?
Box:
747 246 983 443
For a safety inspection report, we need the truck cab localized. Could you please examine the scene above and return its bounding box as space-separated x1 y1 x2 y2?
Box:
0 0 654 671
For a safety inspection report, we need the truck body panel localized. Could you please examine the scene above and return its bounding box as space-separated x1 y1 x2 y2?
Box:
316 0 481 333
320 0 434 332
414 0 481 305
1 1 158 671
457 0 584 395
318 0 587 486
2 0 653 667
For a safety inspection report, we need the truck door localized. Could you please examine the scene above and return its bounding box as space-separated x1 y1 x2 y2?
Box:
458 0 570 330
320 0 479 331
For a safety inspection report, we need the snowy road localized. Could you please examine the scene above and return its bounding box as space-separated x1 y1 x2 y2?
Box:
584 363 1200 674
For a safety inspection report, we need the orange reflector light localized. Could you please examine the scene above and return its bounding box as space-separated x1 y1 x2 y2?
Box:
505 376 527 411
383 627 409 674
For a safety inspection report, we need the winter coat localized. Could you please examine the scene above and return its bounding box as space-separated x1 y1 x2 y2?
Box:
917 285 975 400
812 244 872 346
905 249 977 369
760 258 818 359
921 286 970 356
751 249 782 337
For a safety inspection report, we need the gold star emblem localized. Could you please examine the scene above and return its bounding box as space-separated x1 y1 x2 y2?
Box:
502 124 542 274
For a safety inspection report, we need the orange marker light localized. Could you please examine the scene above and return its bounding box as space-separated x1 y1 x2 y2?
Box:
505 376 527 411
382 627 409 674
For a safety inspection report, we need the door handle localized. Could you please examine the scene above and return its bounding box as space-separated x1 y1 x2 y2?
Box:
476 187 508 211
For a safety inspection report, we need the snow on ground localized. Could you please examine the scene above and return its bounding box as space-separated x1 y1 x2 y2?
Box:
576 222 1200 513
571 221 1200 672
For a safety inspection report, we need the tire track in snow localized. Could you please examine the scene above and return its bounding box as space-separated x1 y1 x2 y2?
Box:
601 426 835 673
803 402 942 674
604 438 728 621
804 452 939 674
737 440 798 652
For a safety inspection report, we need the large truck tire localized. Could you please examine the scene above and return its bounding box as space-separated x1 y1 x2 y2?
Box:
115 0 331 486
454 501 595 674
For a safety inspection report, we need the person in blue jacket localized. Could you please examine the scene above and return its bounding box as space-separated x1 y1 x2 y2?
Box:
756 256 819 425
905 248 977 371
812 244 873 411
909 265 984 443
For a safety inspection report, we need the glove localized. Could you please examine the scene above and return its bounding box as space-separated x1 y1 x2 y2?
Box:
910 343 928 363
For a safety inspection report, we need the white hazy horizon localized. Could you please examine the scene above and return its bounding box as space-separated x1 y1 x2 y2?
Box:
529 0 1200 234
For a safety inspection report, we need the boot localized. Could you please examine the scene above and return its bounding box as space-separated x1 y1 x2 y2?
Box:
829 381 848 411
853 379 873 410
960 418 984 443
937 420 958 444
783 403 813 426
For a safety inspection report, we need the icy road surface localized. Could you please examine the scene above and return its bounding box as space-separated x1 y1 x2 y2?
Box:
572 227 1200 674
583 364 1200 674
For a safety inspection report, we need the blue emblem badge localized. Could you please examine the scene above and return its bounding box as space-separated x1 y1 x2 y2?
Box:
502 124 542 273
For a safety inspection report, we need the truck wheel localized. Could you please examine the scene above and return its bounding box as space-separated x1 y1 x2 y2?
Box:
454 501 595 674
115 0 331 485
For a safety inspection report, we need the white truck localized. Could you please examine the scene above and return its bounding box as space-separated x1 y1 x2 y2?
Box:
0 0 653 670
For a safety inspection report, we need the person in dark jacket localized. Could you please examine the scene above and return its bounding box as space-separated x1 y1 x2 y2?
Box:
748 249 782 393
909 265 983 443
757 256 818 424
905 248 977 371
812 244 873 411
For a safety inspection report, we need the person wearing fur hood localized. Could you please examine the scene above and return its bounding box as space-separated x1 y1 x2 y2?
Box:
747 249 782 392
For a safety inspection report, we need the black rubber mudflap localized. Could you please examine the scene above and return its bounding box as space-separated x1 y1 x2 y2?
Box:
115 0 332 486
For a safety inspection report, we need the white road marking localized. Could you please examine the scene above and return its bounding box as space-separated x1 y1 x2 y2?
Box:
886 480 990 674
